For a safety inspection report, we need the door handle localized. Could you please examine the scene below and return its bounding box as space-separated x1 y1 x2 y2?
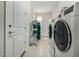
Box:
9 31 14 34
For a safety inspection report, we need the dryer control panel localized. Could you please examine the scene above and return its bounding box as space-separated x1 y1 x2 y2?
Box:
64 5 74 15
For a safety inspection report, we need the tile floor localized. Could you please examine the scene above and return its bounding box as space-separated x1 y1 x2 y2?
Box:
23 38 51 57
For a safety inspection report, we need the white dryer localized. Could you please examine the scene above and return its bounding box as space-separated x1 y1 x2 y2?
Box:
54 2 79 57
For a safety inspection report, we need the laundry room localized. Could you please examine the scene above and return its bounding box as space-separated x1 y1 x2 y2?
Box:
0 0 79 58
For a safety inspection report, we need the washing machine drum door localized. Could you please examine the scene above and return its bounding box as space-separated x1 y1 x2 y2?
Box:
54 20 72 52
49 24 52 39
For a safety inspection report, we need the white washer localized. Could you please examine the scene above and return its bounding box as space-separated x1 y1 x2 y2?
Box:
48 19 56 57
54 2 79 57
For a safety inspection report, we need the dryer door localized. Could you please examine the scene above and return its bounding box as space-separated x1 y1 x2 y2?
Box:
54 20 72 52
49 24 52 39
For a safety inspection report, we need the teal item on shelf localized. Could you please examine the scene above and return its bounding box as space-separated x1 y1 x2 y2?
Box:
36 23 41 40
32 21 41 40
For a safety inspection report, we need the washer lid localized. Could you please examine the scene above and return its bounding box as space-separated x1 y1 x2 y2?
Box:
49 24 52 39
54 20 72 52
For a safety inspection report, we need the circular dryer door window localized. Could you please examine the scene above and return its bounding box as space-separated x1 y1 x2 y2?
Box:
54 20 72 52
49 24 52 39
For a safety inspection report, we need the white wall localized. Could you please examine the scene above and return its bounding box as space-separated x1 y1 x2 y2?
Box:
0 2 4 56
52 1 76 19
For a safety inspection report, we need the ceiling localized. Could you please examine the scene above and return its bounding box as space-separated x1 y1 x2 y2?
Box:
31 1 59 13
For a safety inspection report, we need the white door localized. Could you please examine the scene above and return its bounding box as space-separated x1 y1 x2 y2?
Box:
6 2 26 57
13 2 26 57
6 1 31 57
